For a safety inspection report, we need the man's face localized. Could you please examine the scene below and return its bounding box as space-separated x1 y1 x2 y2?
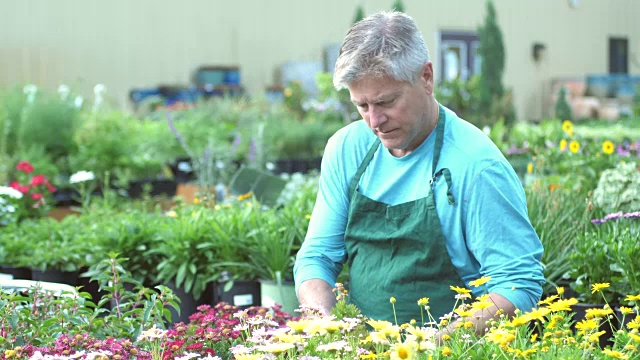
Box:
348 62 436 157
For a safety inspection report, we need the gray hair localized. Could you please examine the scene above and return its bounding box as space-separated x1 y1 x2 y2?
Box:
333 11 430 89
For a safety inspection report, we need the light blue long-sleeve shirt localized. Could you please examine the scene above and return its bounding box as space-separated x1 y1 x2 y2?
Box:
294 106 545 312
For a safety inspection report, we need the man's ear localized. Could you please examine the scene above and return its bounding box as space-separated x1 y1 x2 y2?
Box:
421 62 434 95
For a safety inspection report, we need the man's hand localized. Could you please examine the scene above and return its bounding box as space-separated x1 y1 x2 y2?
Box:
437 292 516 342
297 279 337 316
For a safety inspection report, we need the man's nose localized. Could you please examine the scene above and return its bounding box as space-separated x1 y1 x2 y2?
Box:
368 106 386 129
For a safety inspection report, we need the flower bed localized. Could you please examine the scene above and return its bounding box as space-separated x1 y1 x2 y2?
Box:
2 272 640 360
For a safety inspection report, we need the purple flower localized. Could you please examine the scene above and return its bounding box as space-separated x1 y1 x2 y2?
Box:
591 218 606 225
248 137 256 162
231 133 241 155
616 145 630 157
506 144 525 155
604 212 623 221
624 211 640 219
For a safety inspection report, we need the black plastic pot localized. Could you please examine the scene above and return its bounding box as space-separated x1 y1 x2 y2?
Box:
169 157 195 183
127 179 177 198
53 188 81 207
212 280 262 309
0 266 32 280
166 282 214 325
31 269 79 286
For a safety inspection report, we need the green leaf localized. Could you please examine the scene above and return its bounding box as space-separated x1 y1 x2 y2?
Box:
176 262 187 287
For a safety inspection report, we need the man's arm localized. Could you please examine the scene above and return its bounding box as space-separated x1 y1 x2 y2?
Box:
461 160 545 312
297 279 337 316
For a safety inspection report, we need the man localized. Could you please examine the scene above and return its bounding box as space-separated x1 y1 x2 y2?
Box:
293 11 544 328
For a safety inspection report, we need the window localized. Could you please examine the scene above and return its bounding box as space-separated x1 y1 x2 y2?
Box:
439 31 479 82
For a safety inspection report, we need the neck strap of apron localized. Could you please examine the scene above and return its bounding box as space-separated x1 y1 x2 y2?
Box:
348 103 454 205
432 104 455 205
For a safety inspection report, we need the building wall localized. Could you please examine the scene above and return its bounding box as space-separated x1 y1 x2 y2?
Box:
1 0 639 121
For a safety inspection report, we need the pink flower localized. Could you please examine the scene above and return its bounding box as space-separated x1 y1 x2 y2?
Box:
31 174 47 186
186 343 203 351
31 193 43 201
46 183 57 193
9 181 30 194
16 161 34 173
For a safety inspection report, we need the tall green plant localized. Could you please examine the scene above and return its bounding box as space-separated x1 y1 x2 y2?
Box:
477 0 514 127
555 87 573 121
391 0 405 12
478 0 504 107
353 5 365 24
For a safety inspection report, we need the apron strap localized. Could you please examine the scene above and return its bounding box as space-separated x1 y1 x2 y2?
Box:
431 168 455 205
432 104 455 205
349 138 381 197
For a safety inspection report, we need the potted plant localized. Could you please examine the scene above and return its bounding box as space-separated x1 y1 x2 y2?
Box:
205 202 262 308
148 205 254 323
244 174 317 314
14 216 89 285
68 111 174 194
0 221 33 279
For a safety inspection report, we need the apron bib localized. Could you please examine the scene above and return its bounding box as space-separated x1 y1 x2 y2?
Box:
344 104 465 324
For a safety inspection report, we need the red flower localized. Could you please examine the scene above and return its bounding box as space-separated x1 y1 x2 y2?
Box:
31 174 47 186
186 343 203 351
31 193 43 201
16 161 34 173
9 181 30 194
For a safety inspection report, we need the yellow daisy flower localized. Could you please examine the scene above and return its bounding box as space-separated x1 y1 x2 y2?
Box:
562 120 574 135
527 162 534 174
468 276 491 288
417 297 429 307
389 341 418 360
441 346 452 356
559 139 568 151
569 140 580 153
450 285 472 294
237 191 253 201
618 306 634 315
585 307 613 319
367 319 393 331
575 318 598 331
602 349 628 359
588 330 607 343
547 298 578 312
625 294 640 302
602 140 615 154
591 282 610 293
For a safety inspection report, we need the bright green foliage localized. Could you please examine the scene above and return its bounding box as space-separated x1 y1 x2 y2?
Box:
353 5 365 24
391 0 405 12
555 87 573 121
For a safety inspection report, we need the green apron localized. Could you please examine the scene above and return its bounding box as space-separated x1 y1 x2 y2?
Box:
344 104 466 324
